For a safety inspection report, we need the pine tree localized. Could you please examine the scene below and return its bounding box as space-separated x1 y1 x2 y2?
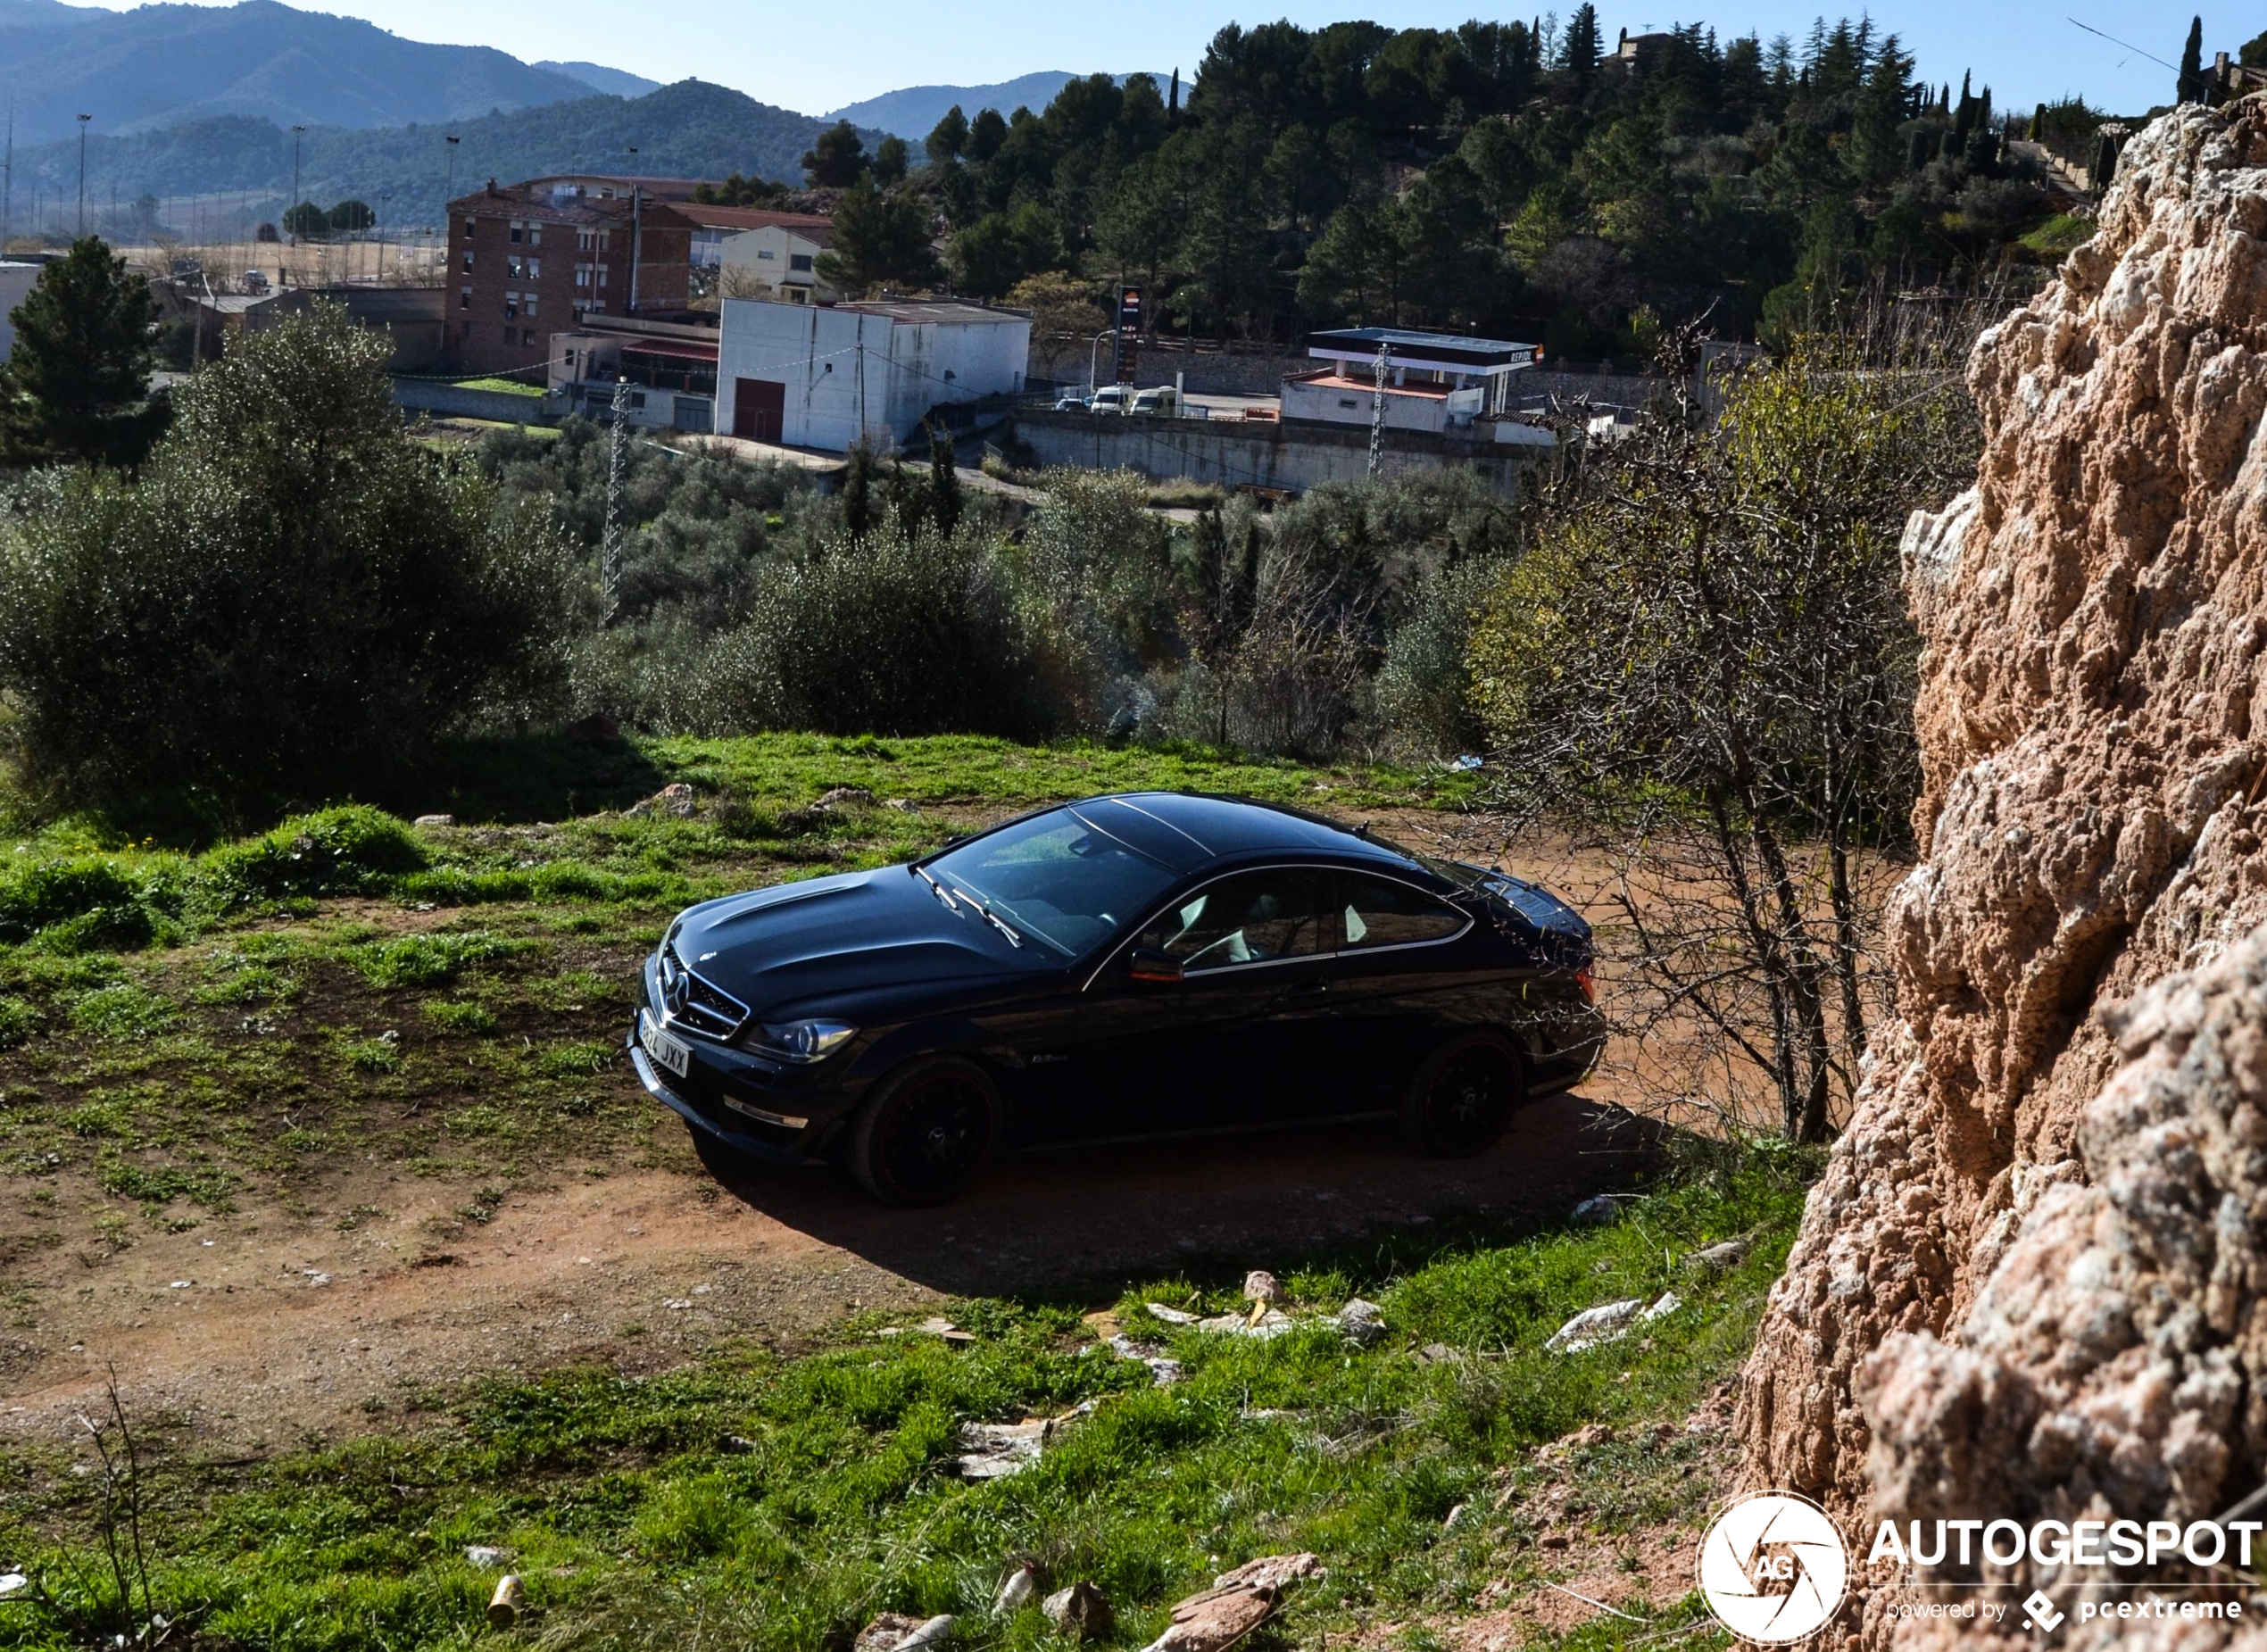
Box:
2178 16 2205 102
1560 3 1602 77
0 236 164 467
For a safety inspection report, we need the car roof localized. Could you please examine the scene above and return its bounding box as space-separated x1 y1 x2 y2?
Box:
1070 793 1428 876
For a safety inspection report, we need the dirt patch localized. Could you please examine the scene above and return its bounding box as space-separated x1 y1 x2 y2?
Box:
1 1092 1650 1454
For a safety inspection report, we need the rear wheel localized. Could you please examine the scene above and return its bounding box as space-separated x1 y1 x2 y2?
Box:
847 1057 1002 1207
1399 1031 1525 1157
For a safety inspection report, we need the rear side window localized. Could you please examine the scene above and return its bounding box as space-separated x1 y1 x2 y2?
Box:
1338 874 1464 950
1138 871 1329 972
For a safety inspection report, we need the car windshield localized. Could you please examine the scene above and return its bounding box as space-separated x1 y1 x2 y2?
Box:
926 809 1181 959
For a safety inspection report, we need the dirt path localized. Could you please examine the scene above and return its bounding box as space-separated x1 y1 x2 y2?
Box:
1 1090 1648 1455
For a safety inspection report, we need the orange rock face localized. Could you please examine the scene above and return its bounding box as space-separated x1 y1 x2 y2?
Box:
1735 95 2267 1648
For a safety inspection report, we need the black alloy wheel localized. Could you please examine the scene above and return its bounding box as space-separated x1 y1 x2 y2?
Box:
1399 1031 1526 1157
849 1058 1002 1207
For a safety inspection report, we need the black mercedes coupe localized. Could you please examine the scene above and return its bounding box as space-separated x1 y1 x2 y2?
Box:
629 793 1603 1205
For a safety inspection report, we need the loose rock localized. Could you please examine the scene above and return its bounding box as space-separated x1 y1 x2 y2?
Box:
1336 1297 1387 1347
1042 1581 1114 1640
1543 1299 1642 1353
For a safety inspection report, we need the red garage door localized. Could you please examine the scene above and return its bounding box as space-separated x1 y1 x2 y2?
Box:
733 378 785 442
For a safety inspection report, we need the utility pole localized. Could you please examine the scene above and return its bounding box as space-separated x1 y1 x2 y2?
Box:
1368 335 1391 479
3 104 12 253
626 146 642 313
289 124 305 249
75 113 90 237
602 378 631 622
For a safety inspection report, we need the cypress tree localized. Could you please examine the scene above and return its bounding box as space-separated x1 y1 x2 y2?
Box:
2030 101 2047 140
2178 16 2205 102
926 421 961 539
842 441 875 543
2094 133 2119 190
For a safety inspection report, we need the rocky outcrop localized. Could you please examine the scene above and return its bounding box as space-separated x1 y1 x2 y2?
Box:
1735 92 2267 1643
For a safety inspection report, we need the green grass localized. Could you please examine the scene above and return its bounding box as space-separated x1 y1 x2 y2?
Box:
2018 212 2096 257
452 377 547 398
0 1146 1802 1652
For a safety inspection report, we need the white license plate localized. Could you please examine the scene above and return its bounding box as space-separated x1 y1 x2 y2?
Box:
640 1011 692 1079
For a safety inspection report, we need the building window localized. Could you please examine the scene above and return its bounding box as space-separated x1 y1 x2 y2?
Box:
462 251 473 273
460 286 471 310
504 293 520 319
789 253 814 273
527 223 543 246
575 265 591 288
509 219 525 245
564 348 577 368
524 295 538 319
461 218 475 240
757 248 775 261
526 258 541 279
508 255 523 279
598 230 610 253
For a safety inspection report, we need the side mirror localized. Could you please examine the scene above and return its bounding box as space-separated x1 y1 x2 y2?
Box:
1126 947 1184 984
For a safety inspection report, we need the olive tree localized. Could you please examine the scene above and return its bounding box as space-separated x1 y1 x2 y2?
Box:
1470 319 1979 1140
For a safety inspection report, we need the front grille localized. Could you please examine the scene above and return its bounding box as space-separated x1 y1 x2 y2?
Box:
657 942 752 1042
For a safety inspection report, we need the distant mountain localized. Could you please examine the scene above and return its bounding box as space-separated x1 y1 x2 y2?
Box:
0 0 599 146
0 0 99 27
826 71 1173 140
536 61 662 100
4 80 885 231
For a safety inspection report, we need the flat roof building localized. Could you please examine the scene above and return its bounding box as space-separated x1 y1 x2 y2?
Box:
1283 326 1541 435
714 295 1031 450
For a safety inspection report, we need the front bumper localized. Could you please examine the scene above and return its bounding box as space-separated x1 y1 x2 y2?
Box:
627 1032 828 1165
631 945 866 1163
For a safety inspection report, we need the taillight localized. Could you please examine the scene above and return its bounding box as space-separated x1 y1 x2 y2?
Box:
1574 964 1596 1003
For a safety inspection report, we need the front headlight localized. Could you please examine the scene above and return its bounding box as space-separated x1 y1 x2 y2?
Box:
746 1018 859 1063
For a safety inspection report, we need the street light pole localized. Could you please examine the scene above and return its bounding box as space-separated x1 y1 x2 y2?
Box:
1087 328 1112 395
75 113 89 237
289 124 304 247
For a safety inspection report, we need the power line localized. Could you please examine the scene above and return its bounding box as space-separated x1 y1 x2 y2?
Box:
2065 16 2179 73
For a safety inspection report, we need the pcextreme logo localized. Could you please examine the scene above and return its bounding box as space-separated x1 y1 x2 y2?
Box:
1698 1490 1851 1643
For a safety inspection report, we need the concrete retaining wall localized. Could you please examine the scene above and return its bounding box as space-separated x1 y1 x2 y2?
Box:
1013 410 1541 496
393 378 563 424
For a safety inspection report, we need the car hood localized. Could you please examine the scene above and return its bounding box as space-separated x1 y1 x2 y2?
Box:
671 868 1036 1019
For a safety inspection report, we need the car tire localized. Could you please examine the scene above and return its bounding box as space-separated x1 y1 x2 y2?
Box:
846 1057 1003 1207
1399 1030 1526 1158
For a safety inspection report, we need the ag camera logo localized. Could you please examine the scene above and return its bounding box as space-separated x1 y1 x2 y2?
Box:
1698 1490 1850 1643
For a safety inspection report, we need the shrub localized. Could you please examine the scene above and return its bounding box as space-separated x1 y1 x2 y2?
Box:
702 523 1059 739
0 859 151 945
0 305 576 806
354 931 524 991
204 807 428 901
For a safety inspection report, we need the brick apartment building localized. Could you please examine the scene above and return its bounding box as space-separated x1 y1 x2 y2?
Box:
444 178 697 377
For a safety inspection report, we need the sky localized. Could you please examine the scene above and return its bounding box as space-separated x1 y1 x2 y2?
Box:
62 0 2228 119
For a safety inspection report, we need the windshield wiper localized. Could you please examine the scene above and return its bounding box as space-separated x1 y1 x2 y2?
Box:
913 865 964 916
960 890 1024 949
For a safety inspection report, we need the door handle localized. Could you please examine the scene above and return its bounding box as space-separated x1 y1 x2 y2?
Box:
1285 979 1330 999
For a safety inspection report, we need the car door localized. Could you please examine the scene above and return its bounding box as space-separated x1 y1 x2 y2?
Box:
1324 870 1477 1106
1053 868 1340 1142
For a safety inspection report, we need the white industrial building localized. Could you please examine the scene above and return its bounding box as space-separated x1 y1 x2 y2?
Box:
0 262 45 363
713 296 1031 450
1279 326 1542 436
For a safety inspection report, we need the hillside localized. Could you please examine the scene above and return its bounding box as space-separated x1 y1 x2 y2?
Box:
4 80 883 229
0 0 600 145
0 0 96 26
536 59 663 99
826 70 1170 138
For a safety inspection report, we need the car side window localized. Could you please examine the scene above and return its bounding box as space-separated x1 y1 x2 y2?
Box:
1137 872 1329 973
1339 874 1465 950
